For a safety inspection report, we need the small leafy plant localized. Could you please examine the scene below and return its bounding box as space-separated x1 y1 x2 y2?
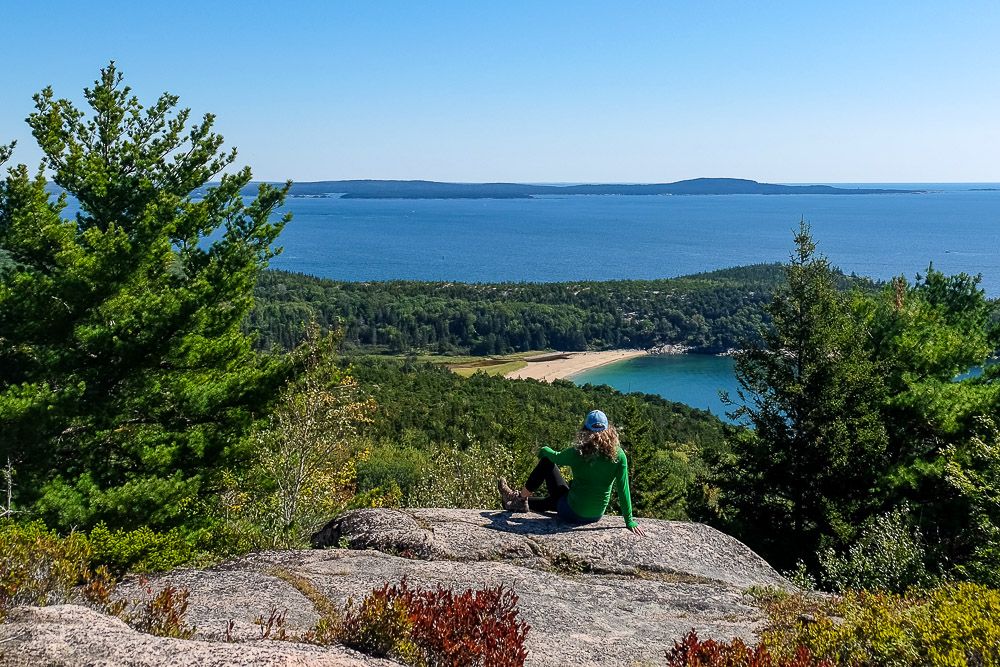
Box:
254 605 289 640
80 565 127 617
123 579 197 640
815 506 930 593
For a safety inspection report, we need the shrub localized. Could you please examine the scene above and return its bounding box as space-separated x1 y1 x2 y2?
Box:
124 580 196 640
665 630 833 667
746 588 828 641
341 583 421 664
786 591 919 667
84 573 197 640
80 565 128 617
341 579 530 667
816 506 930 593
757 582 1000 667
0 519 198 638
405 583 529 667
911 582 1000 666
87 523 201 574
0 520 90 620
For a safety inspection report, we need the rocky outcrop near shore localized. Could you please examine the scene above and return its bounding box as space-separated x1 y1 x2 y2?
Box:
648 343 693 355
0 508 791 666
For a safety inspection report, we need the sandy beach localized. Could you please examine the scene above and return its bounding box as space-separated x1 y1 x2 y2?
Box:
505 349 647 382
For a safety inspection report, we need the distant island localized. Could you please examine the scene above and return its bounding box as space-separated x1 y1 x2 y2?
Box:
256 178 924 199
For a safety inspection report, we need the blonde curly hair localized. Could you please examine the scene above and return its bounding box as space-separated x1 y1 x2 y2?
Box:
574 424 620 460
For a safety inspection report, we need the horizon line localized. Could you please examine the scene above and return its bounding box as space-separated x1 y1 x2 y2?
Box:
242 178 1000 185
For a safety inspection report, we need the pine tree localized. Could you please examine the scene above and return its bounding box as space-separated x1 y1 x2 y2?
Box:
858 268 999 573
725 222 888 568
0 64 292 530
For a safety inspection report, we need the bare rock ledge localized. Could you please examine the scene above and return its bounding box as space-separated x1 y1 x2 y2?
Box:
0 508 791 667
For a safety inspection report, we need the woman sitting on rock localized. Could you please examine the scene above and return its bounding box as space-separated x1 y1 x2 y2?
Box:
497 409 645 536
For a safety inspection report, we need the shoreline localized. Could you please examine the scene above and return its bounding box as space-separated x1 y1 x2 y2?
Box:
504 349 647 382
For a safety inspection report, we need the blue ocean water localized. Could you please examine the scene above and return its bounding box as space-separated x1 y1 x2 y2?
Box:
572 355 740 422
269 187 1000 296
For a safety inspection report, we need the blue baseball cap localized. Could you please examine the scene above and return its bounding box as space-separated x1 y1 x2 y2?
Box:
583 410 609 432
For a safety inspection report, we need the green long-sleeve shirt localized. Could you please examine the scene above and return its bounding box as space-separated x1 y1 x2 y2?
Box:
538 445 638 529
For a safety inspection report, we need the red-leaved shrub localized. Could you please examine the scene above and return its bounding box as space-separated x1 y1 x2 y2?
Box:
342 578 529 667
666 630 833 667
126 580 196 639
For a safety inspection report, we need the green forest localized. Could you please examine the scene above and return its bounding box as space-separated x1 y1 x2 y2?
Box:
249 264 869 354
4 65 1000 665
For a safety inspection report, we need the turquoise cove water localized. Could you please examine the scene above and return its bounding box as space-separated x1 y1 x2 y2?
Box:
572 354 740 422
573 356 997 423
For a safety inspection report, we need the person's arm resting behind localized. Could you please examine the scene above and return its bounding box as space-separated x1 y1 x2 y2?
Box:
615 450 643 534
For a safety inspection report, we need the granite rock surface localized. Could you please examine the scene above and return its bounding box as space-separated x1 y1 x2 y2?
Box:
1 508 791 666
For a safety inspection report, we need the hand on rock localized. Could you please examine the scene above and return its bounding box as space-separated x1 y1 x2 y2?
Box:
628 524 646 537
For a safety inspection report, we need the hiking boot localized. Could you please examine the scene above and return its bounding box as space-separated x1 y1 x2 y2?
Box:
497 478 528 512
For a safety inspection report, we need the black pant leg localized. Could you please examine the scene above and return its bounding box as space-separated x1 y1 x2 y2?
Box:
523 458 570 512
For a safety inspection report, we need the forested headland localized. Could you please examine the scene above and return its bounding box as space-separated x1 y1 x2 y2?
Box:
249 264 874 354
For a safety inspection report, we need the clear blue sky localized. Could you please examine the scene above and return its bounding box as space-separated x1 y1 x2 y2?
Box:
3 1 999 183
